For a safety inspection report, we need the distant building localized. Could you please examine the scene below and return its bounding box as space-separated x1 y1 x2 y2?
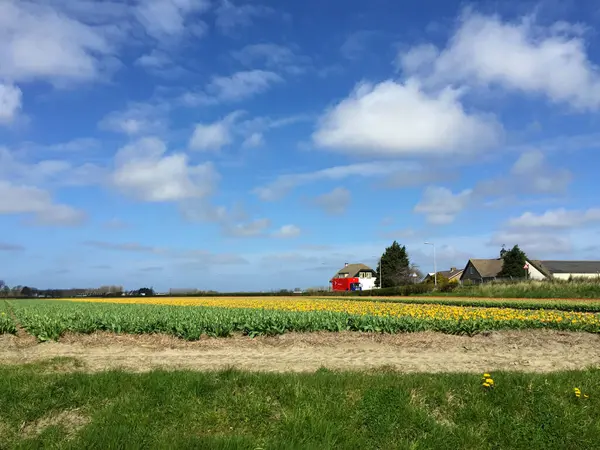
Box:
460 259 600 283
330 263 378 290
423 267 464 283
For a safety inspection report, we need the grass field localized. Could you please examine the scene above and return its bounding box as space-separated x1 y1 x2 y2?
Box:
5 297 600 341
1 362 599 449
430 279 600 299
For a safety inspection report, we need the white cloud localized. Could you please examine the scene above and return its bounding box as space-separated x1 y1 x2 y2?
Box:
207 70 283 102
273 224 301 238
314 187 351 216
414 186 472 224
312 78 501 157
224 218 271 238
475 150 572 198
242 132 264 148
254 161 420 201
232 43 310 74
400 10 600 110
215 0 274 34
134 0 210 40
488 230 573 256
0 147 105 187
99 102 168 136
135 50 172 69
507 208 600 229
113 137 218 202
0 0 119 85
189 113 243 151
0 180 86 226
0 83 22 124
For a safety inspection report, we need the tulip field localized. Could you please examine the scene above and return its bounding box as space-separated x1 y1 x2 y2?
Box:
3 296 600 341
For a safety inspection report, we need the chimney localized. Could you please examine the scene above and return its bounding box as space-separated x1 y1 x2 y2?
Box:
344 262 348 267
451 267 456 272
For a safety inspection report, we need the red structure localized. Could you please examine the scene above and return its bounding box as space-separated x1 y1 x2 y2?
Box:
331 277 361 291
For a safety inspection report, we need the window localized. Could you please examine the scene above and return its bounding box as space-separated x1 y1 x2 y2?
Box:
359 272 373 279
468 266 474 275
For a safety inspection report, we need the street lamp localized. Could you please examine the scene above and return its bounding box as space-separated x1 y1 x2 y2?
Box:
424 242 437 287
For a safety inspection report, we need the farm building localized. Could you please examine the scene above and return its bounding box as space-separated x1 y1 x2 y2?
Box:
330 263 378 291
423 267 464 283
460 259 600 283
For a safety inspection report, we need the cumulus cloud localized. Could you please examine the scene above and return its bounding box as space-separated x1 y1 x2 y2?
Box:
0 0 119 85
312 78 501 157
313 187 351 216
0 180 86 226
113 137 218 202
0 83 22 124
413 186 472 224
134 0 210 40
99 102 168 136
399 10 600 110
507 208 600 229
189 113 243 151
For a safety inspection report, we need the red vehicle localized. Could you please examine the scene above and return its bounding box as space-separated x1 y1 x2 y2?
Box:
331 277 361 291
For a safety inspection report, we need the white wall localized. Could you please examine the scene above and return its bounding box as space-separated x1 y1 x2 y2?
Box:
526 261 547 281
553 273 600 280
359 278 377 290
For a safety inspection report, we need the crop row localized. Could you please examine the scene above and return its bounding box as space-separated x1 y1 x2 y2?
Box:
8 300 600 341
349 296 600 313
0 301 16 335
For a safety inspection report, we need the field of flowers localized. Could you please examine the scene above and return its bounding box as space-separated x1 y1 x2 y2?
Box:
4 297 600 341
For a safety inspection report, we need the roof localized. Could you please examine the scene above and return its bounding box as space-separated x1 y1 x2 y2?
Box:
467 259 504 278
539 260 600 274
424 268 464 280
332 263 375 278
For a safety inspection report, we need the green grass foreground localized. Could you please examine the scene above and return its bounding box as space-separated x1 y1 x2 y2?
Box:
1 363 599 449
429 280 600 299
7 299 600 341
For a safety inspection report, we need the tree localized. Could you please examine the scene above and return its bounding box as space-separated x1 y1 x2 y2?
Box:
498 245 528 279
375 241 411 288
21 286 33 297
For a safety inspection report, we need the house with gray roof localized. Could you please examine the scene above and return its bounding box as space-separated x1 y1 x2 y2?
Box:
460 258 600 283
331 263 378 290
423 267 464 283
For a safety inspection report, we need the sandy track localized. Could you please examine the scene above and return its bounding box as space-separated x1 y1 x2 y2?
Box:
2 330 600 373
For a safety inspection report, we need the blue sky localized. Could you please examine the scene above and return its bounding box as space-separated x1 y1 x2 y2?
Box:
1 0 600 291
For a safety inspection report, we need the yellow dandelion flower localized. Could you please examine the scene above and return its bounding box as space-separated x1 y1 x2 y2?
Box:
482 382 490 387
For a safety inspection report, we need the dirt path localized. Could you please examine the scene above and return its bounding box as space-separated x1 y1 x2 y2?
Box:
1 330 600 373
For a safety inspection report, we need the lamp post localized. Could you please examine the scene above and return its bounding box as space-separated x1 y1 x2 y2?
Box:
424 242 437 287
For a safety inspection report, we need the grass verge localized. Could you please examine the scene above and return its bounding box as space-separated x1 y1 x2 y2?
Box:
1 363 599 449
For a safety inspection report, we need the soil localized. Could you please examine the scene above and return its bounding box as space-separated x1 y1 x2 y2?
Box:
1 330 600 373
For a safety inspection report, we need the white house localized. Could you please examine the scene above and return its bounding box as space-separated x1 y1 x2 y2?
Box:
331 263 378 290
